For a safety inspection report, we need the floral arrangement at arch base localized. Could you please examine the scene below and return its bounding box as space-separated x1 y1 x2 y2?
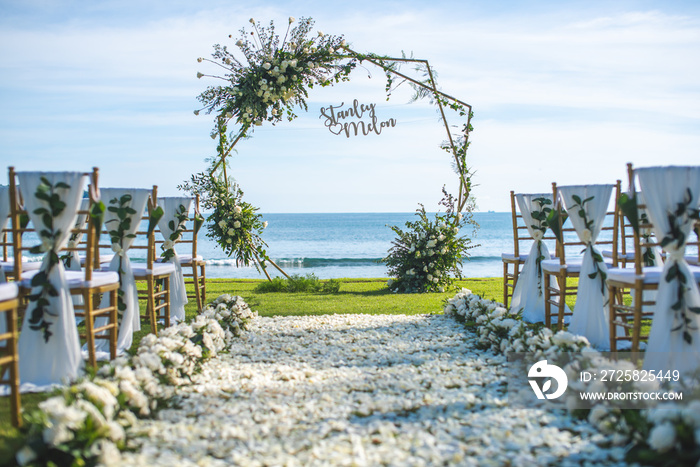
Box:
384 189 477 293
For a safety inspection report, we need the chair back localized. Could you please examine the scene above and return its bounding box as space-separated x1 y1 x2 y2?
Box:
550 180 621 266
612 192 636 269
0 185 11 262
624 163 700 272
509 191 557 258
164 194 203 259
8 167 100 281
509 191 521 259
112 186 159 270
152 195 194 261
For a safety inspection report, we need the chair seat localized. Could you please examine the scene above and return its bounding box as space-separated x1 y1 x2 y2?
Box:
0 260 42 273
541 258 613 274
130 263 176 278
80 254 114 266
0 282 19 301
608 265 700 285
602 249 636 261
175 254 204 265
501 253 529 262
19 269 119 289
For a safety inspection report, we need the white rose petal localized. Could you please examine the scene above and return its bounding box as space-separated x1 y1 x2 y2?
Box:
15 446 37 466
648 422 677 453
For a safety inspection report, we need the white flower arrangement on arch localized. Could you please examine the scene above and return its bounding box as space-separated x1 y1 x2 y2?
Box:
195 16 355 136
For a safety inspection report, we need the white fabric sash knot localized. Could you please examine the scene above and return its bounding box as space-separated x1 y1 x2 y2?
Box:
580 228 593 245
39 238 54 253
666 246 686 263
111 243 125 257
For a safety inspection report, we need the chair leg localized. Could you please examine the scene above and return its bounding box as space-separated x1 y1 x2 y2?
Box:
84 290 97 370
502 261 509 307
7 307 21 428
544 271 552 328
109 289 118 360
556 274 566 331
192 264 202 312
164 276 171 327
200 263 206 305
609 284 618 354
148 277 157 336
632 286 644 354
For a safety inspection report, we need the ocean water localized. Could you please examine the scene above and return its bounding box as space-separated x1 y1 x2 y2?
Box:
15 211 609 279
200 212 514 279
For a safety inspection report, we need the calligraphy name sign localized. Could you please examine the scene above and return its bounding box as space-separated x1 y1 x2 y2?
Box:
319 99 397 137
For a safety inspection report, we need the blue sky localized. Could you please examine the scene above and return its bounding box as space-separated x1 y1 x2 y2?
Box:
1 0 699 212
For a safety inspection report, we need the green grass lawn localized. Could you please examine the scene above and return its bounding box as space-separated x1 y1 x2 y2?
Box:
228 277 503 316
0 276 530 464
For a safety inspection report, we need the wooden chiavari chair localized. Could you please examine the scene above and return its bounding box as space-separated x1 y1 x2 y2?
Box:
609 164 700 353
129 186 175 335
8 167 119 369
176 195 206 311
0 282 21 427
543 180 621 331
501 191 526 307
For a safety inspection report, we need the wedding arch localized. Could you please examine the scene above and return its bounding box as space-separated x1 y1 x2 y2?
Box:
182 17 475 279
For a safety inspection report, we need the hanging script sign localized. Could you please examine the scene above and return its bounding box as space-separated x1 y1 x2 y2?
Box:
319 99 397 137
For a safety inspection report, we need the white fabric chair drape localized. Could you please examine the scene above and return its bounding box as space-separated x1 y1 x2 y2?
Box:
16 172 86 390
637 166 700 374
559 184 614 350
510 193 555 323
634 191 663 314
93 188 151 357
62 198 90 272
64 199 90 310
157 197 192 323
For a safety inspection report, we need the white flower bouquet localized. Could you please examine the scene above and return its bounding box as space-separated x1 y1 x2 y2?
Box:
17 294 256 466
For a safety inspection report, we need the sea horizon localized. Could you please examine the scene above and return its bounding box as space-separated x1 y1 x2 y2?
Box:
201 212 515 280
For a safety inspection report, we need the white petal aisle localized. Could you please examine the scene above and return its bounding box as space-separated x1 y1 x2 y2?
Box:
120 314 625 466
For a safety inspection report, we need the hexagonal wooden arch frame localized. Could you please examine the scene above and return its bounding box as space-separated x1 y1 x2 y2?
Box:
209 46 474 279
